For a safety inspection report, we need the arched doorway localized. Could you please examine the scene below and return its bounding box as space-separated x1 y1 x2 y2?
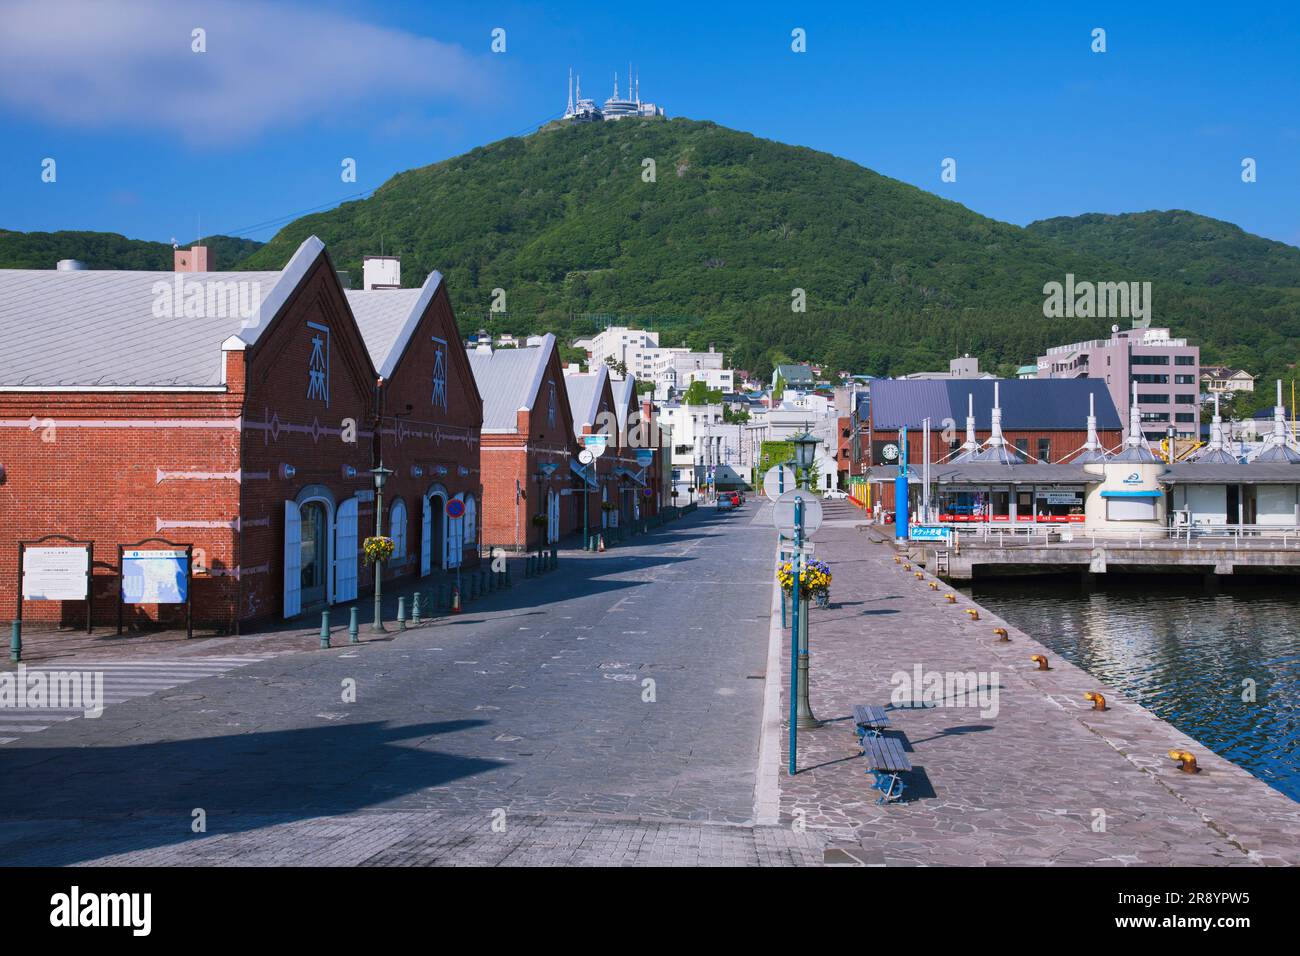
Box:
300 501 328 607
421 484 448 575
285 487 337 618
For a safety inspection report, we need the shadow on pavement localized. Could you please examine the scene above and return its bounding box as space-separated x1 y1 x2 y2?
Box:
0 719 494 866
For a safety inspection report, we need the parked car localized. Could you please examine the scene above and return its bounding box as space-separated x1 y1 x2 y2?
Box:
823 489 848 500
716 496 734 511
727 492 742 507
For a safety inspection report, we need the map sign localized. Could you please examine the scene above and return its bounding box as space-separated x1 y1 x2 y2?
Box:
21 546 90 601
121 550 188 604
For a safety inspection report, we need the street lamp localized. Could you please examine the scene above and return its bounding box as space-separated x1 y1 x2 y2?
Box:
792 432 818 489
370 462 393 632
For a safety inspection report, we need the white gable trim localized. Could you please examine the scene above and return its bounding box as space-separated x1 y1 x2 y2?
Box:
377 271 444 380
241 235 326 348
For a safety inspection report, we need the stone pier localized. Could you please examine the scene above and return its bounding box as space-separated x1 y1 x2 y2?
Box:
770 507 1300 865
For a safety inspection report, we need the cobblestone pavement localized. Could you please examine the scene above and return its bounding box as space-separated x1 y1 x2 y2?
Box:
0 657 275 744
772 500 1300 866
1 811 821 867
0 504 788 866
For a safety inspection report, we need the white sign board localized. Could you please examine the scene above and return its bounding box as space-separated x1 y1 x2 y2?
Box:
763 465 797 502
772 489 823 538
583 434 609 458
22 546 90 601
121 550 188 605
578 448 595 465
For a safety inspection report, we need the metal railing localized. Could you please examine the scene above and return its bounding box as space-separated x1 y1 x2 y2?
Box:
950 522 1300 549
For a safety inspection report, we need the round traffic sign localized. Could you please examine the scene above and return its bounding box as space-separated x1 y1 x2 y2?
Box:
763 465 797 502
771 489 823 537
578 449 595 465
445 499 465 519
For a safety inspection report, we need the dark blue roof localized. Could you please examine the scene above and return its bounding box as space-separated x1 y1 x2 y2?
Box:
869 378 1121 431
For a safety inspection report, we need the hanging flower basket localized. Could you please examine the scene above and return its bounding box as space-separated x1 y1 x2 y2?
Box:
777 559 832 601
363 536 395 564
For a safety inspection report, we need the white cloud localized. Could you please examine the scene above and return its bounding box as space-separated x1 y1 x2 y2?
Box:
0 0 493 143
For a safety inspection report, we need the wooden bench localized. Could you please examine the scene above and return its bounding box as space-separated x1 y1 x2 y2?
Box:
852 704 891 743
861 735 911 804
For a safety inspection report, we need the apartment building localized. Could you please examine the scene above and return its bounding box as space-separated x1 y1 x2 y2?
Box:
1037 327 1200 440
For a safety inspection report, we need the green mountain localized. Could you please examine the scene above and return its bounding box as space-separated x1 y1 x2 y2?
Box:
0 230 262 271
11 120 1298 402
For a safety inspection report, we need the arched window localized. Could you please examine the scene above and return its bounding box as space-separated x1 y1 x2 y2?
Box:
390 499 408 559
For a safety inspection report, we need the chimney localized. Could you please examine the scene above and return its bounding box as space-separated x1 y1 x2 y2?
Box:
362 255 401 291
174 245 211 272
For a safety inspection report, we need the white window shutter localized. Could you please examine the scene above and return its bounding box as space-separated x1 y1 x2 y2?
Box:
335 498 358 602
283 500 302 618
420 495 432 576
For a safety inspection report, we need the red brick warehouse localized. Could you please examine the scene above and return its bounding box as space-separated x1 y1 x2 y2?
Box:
0 238 482 633
469 334 581 552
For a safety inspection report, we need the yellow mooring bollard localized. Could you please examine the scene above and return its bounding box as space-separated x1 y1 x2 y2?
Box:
1031 654 1050 671
1084 691 1107 711
1168 750 1199 774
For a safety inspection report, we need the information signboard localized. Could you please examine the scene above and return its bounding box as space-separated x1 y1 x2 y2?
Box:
121 550 189 604
21 547 90 601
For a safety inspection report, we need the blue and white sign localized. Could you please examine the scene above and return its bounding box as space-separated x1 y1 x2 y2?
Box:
909 525 952 543
635 449 654 467
121 550 188 605
582 434 608 458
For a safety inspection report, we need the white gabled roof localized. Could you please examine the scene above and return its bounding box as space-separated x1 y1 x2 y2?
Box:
563 365 608 438
345 270 444 379
467 333 556 431
0 236 325 389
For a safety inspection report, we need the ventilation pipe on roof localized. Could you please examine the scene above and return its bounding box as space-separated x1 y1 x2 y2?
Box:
1252 379 1300 462
951 393 979 461
56 259 87 271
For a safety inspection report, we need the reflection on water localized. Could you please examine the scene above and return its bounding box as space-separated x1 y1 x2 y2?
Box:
970 576 1300 803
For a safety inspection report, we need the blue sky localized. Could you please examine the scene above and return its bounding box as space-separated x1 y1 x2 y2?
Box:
2 0 1299 248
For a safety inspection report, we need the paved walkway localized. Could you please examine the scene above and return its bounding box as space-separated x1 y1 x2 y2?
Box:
3 811 820 867
770 500 1300 865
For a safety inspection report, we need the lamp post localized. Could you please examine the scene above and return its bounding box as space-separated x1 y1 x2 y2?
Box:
370 462 393 632
791 431 818 490
789 431 820 730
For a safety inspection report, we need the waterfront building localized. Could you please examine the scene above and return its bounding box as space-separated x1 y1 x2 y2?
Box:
467 335 579 552
0 239 483 631
1036 327 1200 441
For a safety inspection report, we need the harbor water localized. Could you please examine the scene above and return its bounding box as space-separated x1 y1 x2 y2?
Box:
969 575 1300 803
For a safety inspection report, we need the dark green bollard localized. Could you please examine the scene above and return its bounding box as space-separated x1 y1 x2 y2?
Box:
412 591 422 625
11 620 21 663
320 609 331 649
348 606 360 644
397 596 407 630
